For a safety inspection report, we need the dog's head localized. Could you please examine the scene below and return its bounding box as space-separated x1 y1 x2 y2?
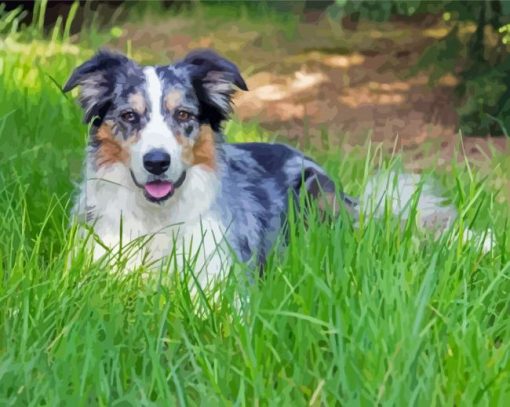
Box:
64 49 247 203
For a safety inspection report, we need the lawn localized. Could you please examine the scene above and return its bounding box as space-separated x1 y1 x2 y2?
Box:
1 3 510 405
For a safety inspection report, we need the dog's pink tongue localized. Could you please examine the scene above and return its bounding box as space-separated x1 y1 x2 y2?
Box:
144 181 173 199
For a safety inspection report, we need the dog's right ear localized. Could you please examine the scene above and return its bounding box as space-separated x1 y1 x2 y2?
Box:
63 49 129 124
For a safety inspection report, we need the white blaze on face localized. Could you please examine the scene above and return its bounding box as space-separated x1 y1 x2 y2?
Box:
130 67 183 182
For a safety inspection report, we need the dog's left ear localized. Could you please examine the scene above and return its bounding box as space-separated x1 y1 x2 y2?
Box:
178 49 248 131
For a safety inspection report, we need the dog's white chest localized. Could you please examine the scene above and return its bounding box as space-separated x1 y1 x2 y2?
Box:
76 164 231 285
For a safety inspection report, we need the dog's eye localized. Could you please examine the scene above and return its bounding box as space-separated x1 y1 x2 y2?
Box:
175 110 192 122
121 111 139 124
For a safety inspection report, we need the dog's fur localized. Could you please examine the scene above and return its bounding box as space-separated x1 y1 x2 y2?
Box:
65 49 492 287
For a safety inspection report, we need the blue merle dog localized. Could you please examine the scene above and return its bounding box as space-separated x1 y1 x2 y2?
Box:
64 48 485 288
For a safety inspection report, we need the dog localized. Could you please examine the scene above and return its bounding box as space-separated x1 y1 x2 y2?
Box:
64 48 492 287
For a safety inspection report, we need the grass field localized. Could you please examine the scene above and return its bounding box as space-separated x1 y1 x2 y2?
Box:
1 3 510 405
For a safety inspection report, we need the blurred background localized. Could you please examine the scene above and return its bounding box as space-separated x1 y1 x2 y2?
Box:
2 0 510 165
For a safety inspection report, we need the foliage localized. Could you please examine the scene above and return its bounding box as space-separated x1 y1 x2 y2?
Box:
333 0 510 136
330 0 443 21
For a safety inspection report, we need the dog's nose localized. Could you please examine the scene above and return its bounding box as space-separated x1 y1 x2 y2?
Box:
143 149 171 175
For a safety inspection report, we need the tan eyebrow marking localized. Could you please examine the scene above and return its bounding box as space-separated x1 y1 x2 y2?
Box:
128 92 146 114
165 89 184 112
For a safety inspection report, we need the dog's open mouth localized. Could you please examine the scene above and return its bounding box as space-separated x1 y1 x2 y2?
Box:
144 180 174 201
131 171 187 203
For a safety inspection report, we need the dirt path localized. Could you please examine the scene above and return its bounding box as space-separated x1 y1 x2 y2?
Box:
113 12 507 164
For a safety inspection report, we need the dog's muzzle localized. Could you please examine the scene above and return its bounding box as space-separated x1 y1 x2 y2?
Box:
130 170 187 203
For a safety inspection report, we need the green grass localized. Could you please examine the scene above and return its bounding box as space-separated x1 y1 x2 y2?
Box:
2 4 510 405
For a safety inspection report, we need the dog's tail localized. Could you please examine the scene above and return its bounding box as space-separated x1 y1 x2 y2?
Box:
343 171 494 253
